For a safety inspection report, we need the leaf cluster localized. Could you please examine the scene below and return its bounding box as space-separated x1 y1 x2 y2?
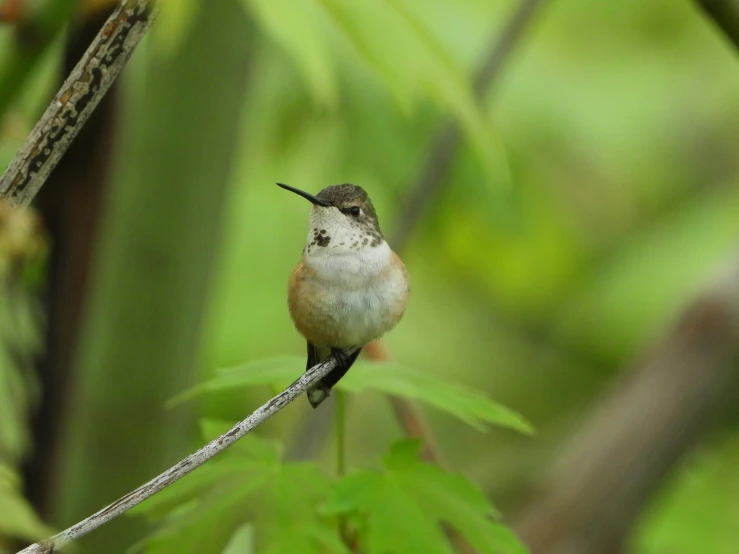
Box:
170 357 532 435
136 356 532 553
135 429 525 554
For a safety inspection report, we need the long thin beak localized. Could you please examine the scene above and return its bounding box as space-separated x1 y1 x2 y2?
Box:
276 183 331 207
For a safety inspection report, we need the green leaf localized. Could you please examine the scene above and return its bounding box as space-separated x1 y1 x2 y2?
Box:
151 0 200 58
242 0 339 108
324 440 527 554
0 248 48 544
221 524 254 554
340 362 533 434
167 357 303 407
0 465 54 542
313 0 508 187
135 431 347 554
171 358 532 434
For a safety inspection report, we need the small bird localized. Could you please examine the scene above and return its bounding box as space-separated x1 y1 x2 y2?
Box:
278 182 410 408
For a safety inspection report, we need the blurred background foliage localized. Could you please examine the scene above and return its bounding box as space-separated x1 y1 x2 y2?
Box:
1 0 739 552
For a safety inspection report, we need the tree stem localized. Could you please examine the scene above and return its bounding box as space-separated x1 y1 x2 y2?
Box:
335 389 346 477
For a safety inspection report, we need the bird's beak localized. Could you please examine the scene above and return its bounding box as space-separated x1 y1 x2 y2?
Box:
276 183 331 207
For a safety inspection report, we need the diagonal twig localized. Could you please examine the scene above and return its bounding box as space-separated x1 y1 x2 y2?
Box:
0 0 157 209
15 350 357 554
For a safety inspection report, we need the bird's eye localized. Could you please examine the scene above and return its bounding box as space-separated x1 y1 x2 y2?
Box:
349 206 360 216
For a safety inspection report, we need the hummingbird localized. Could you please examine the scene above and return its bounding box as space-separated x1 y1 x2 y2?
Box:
277 182 410 408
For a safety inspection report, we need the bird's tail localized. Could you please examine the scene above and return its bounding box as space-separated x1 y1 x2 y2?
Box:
306 343 361 408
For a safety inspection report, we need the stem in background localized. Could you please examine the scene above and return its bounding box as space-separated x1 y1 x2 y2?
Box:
335 390 347 477
14 352 354 554
0 0 157 208
335 389 354 549
364 341 447 467
381 0 546 470
391 0 546 252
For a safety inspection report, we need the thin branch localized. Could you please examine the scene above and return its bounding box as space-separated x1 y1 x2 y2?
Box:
15 351 356 554
391 0 546 252
0 0 157 209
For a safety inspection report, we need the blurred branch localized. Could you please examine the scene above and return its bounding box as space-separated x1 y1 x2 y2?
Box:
375 0 545 514
364 341 448 467
15 351 355 554
0 0 157 209
511 7 739 551
513 253 739 554
392 0 545 252
696 0 739 46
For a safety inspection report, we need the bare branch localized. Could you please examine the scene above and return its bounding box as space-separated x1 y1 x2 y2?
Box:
14 351 356 554
0 0 157 209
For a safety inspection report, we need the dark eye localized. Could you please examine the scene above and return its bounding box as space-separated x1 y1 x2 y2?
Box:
349 206 360 216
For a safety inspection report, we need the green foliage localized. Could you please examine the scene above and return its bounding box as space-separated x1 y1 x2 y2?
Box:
231 0 507 184
5 0 739 551
133 426 349 554
324 440 526 554
0 215 49 547
341 361 532 434
0 0 73 114
152 0 201 59
134 427 525 554
633 439 739 554
220 524 254 554
244 0 339 108
0 465 53 545
149 355 530 552
170 356 532 434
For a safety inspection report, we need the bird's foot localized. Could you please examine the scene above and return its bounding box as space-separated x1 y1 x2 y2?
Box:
331 347 353 369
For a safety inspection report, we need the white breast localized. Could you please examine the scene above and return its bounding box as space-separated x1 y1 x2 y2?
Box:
303 241 408 347
307 241 393 285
